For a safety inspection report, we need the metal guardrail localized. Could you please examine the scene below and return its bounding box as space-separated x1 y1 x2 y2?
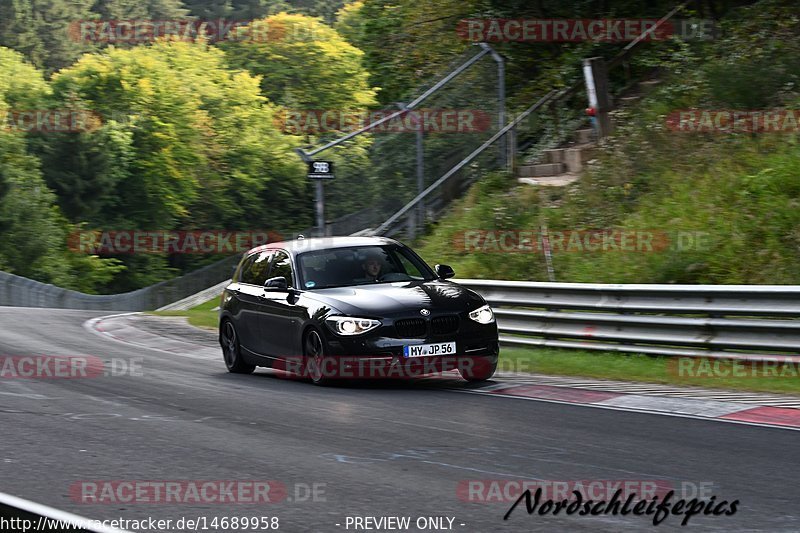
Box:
4 259 799 362
458 279 800 362
0 256 241 311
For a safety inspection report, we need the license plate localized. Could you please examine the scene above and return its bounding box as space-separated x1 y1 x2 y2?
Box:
404 341 456 358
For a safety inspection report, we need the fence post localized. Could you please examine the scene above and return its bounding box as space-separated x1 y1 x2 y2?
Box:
406 212 417 240
416 125 425 228
583 57 612 139
479 43 506 168
507 125 517 175
399 102 426 230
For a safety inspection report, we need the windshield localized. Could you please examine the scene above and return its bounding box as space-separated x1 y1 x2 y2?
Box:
296 245 436 290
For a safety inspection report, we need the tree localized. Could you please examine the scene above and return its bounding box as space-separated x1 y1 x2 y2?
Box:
44 40 310 289
221 12 377 110
49 46 208 228
0 47 121 290
0 0 94 72
91 0 190 20
334 1 365 45
349 0 466 106
183 0 292 20
0 0 194 72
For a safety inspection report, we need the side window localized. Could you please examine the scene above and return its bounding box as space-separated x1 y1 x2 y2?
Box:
241 251 272 285
269 250 294 288
395 252 424 279
234 255 254 283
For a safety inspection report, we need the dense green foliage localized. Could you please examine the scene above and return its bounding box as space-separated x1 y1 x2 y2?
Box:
417 0 800 284
0 48 122 288
0 0 796 293
221 12 376 109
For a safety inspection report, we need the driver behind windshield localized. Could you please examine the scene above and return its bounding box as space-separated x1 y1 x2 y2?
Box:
356 250 388 282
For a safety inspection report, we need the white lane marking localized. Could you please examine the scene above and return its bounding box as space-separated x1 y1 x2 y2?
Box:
0 380 61 400
0 492 131 533
452 388 800 432
320 452 548 480
83 314 218 360
0 391 56 400
594 395 749 417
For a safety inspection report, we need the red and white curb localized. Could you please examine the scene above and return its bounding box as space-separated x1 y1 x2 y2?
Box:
457 383 800 431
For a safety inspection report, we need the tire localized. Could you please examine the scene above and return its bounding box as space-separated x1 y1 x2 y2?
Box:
303 328 331 386
459 357 497 382
220 319 256 374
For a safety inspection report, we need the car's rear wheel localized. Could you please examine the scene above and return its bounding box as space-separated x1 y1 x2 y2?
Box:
220 319 255 374
303 328 331 386
459 357 497 382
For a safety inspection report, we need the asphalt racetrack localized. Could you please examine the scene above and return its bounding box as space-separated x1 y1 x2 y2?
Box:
0 307 797 532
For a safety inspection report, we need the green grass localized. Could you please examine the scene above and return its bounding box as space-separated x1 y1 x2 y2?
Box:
501 347 800 395
151 296 221 330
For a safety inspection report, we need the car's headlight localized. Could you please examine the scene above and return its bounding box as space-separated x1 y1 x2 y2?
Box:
325 316 382 336
469 304 495 324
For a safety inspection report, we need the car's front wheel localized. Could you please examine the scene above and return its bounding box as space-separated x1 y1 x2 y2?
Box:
459 357 497 382
303 328 331 386
220 319 256 374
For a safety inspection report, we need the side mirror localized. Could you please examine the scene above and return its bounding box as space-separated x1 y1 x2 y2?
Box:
435 264 455 279
264 276 288 290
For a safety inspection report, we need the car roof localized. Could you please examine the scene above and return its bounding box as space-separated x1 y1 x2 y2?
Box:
246 236 402 256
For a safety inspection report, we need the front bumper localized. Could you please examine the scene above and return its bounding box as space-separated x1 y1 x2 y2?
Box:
309 317 499 379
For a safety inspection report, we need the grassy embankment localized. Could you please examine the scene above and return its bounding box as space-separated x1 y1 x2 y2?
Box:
413 1 800 395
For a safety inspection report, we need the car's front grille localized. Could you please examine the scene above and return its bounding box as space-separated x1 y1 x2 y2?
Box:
395 318 427 338
431 315 459 335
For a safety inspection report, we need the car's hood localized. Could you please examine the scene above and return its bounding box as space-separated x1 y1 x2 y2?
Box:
302 280 485 317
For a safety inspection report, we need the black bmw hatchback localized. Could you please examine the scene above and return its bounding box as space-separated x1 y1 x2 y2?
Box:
219 236 499 385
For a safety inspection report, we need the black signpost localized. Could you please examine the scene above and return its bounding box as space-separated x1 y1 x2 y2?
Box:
307 161 335 180
307 161 335 236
